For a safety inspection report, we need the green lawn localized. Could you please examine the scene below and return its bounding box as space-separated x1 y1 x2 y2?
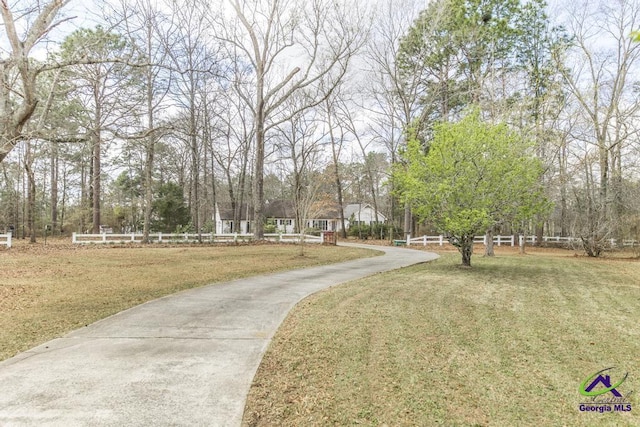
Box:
243 252 640 426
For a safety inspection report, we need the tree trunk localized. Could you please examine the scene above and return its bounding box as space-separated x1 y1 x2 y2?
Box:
211 142 217 233
237 136 250 233
27 168 36 243
189 86 200 237
403 202 412 239
50 141 58 236
25 141 36 243
612 140 623 246
327 103 347 238
293 170 303 234
535 220 544 247
225 168 238 232
484 228 495 256
559 140 568 237
460 235 473 267
253 90 266 239
142 29 155 244
80 157 87 233
91 80 102 234
335 172 347 239
142 133 155 242
60 165 67 234
91 129 101 234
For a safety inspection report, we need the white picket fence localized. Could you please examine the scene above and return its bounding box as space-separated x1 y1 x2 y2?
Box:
72 232 324 245
0 232 11 248
406 234 638 248
406 234 516 246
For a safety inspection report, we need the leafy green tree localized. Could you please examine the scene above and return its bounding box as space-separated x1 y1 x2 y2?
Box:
152 182 191 233
394 111 549 267
111 171 143 232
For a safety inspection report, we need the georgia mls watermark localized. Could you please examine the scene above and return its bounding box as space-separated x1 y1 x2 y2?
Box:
579 367 634 413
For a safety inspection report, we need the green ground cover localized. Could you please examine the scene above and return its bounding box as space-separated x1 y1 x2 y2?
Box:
244 252 640 426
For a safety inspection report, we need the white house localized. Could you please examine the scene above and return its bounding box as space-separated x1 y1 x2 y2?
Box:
213 201 386 234
213 203 253 234
343 203 386 228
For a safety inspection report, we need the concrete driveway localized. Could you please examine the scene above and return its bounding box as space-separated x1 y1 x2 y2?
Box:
0 243 437 426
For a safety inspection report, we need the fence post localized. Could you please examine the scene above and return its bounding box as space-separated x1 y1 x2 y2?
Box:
158 232 162 242
102 233 107 243
7 232 11 248
510 235 514 246
407 234 411 245
320 232 324 244
72 232 77 244
439 235 444 246
131 233 135 242
423 235 427 246
234 233 238 243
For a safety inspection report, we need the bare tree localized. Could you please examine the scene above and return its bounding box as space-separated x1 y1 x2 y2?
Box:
322 93 348 237
207 51 256 233
0 0 71 163
274 93 326 234
163 0 218 236
110 0 175 242
336 96 383 225
364 0 423 237
559 0 640 255
211 86 255 233
213 0 364 238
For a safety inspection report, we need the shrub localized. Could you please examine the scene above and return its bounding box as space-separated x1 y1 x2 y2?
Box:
264 218 277 234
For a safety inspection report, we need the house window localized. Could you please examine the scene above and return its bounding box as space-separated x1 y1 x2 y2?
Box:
313 220 328 231
279 219 292 226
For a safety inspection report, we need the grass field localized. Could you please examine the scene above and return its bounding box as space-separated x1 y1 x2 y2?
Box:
243 249 640 426
0 240 376 361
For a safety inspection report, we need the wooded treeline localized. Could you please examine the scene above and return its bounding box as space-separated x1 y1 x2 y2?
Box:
1 0 639 255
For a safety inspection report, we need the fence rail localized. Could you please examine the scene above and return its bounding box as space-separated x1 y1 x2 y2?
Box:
407 234 638 248
0 232 11 248
72 232 324 245
407 234 516 246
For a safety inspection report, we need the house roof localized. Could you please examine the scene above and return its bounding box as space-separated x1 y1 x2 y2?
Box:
264 200 341 219
217 203 253 221
264 200 295 218
216 201 384 221
311 204 341 220
344 203 387 221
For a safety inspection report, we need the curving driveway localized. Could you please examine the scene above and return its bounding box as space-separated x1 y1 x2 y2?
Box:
0 243 437 426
